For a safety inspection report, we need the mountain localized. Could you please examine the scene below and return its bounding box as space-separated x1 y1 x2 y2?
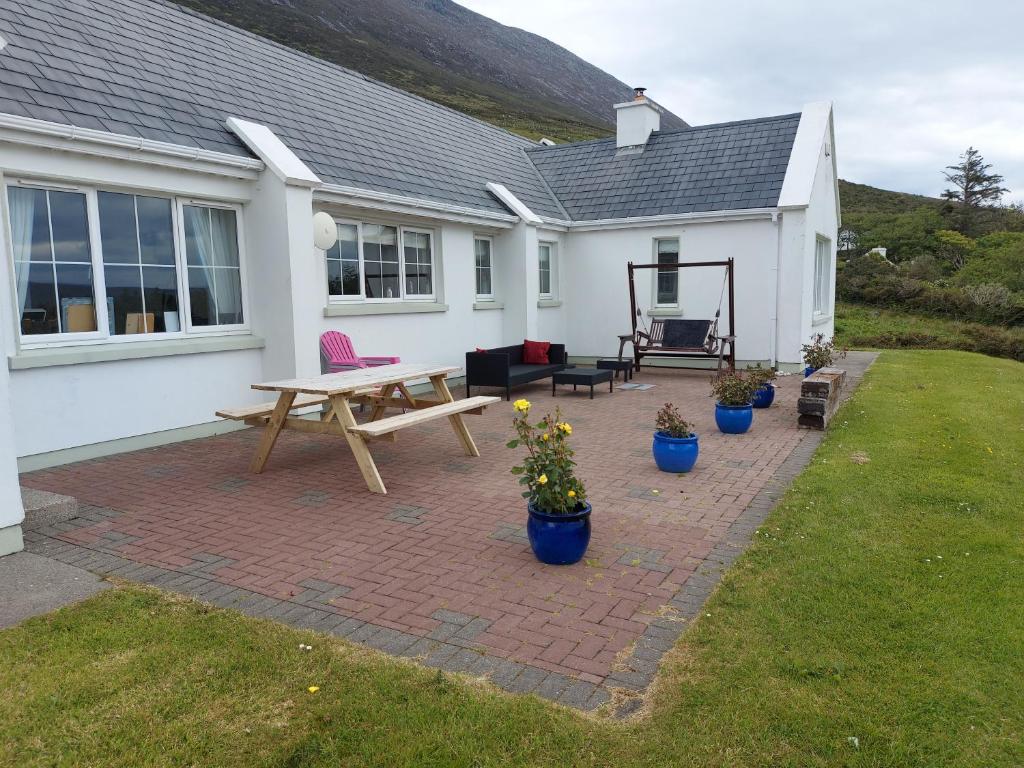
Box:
838 180 945 215
171 0 688 143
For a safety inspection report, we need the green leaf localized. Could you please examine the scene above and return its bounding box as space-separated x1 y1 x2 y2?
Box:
510 466 525 475
506 439 519 449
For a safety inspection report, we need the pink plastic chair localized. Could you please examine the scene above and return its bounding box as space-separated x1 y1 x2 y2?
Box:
320 331 400 373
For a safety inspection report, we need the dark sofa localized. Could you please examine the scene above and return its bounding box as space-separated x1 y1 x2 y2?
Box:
466 343 567 400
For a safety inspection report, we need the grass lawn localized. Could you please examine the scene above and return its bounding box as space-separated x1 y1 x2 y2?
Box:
3 350 1022 767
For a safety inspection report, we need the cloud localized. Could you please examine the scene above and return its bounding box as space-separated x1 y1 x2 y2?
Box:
458 0 1024 200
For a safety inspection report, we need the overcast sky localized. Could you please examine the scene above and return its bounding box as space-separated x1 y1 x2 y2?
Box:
458 0 1024 201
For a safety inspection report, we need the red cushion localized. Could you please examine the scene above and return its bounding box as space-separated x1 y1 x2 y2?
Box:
474 347 488 353
523 339 551 364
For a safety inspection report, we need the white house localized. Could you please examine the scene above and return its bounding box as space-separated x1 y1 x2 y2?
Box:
0 0 839 555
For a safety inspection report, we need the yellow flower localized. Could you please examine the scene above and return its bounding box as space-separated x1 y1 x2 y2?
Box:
513 399 531 413
307 686 320 694
557 422 572 435
542 433 549 441
567 490 576 498
537 474 548 485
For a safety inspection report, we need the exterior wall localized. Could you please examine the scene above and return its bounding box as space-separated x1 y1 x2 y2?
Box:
535 228 568 345
802 122 840 344
561 218 780 364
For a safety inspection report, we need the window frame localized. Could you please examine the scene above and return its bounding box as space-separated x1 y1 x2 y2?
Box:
3 178 251 350
323 218 438 304
813 234 832 317
653 237 680 308
538 241 555 299
474 235 494 301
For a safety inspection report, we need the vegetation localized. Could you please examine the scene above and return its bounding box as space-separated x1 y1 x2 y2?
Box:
655 402 694 438
2 352 1022 766
508 401 585 514
709 369 759 406
835 302 1024 362
744 363 777 390
801 333 844 369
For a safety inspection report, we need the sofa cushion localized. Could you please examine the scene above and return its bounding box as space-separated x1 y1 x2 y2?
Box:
523 339 550 364
508 363 562 384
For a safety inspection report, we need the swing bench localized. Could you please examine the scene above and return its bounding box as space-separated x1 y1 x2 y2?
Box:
622 258 736 373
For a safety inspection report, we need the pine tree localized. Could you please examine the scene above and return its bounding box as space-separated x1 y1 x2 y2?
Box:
941 147 1008 234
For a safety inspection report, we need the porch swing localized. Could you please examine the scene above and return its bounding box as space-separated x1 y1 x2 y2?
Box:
619 258 736 373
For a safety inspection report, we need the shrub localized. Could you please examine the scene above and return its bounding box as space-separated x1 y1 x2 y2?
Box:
710 370 759 406
655 403 693 438
508 401 586 515
745 363 777 389
802 334 845 369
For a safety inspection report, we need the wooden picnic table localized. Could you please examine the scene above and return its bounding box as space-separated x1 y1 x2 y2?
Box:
217 363 498 494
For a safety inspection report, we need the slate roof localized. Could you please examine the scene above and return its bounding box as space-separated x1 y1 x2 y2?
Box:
0 0 566 218
525 114 801 220
0 0 801 223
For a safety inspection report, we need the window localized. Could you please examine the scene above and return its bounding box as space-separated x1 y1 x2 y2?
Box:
814 235 832 315
4 181 248 346
8 186 97 336
99 192 179 334
538 242 554 298
655 238 679 306
474 236 493 299
324 219 436 302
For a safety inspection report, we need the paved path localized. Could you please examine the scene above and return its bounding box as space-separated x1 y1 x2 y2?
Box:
0 551 108 629
20 352 876 714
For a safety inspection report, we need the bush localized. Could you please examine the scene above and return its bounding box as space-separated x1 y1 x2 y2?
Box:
655 403 693 438
710 371 759 406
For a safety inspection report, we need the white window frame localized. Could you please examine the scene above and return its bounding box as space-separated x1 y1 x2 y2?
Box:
813 234 832 317
324 218 438 304
538 241 555 299
3 178 251 350
474 235 494 301
653 237 680 308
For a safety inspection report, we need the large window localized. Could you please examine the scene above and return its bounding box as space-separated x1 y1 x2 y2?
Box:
814 235 832 315
538 242 555 298
325 220 435 302
474 237 493 300
655 238 679 306
5 182 247 345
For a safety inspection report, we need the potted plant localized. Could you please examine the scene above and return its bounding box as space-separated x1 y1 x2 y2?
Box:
652 403 698 473
801 333 845 377
710 370 759 434
508 400 590 565
748 363 778 409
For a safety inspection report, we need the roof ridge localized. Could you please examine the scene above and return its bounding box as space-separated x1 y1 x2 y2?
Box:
527 112 803 154
154 0 538 149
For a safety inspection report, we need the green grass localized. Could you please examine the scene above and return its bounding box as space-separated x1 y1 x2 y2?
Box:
835 302 1024 361
3 351 1023 767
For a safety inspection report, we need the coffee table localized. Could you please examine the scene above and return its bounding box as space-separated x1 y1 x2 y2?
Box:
552 367 614 399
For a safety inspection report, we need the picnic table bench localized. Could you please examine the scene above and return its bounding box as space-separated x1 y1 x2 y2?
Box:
216 363 498 494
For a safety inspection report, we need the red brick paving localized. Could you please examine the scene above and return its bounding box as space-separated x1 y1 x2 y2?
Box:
24 368 810 685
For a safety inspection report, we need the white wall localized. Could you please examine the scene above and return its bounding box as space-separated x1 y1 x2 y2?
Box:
535 228 568 344
562 218 780 363
802 117 840 345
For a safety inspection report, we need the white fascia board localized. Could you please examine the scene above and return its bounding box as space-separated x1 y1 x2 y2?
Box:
777 101 832 210
485 182 543 225
225 117 321 188
549 207 778 232
0 112 264 178
317 183 516 228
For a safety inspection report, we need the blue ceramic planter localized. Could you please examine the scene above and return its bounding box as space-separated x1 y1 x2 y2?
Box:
527 501 592 565
804 366 817 378
752 384 776 409
652 431 699 473
715 402 753 434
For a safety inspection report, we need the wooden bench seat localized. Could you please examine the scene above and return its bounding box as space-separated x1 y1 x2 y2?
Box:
216 394 331 421
347 396 499 438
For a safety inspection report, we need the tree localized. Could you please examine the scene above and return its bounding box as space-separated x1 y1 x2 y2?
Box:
942 147 1009 235
934 229 976 272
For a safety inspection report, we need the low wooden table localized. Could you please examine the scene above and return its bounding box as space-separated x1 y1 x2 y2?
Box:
218 363 498 494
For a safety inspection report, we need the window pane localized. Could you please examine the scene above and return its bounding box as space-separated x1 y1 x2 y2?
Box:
183 206 205 266
213 267 243 324
188 266 215 326
49 191 91 263
98 191 139 264
403 231 432 296
142 266 180 332
104 265 144 335
184 206 243 325
209 208 239 268
15 262 58 335
327 224 360 298
6 187 50 262
476 267 492 297
538 244 550 271
56 263 97 332
137 196 175 266
656 239 678 304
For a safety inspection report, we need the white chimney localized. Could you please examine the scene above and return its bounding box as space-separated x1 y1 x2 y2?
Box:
615 87 661 149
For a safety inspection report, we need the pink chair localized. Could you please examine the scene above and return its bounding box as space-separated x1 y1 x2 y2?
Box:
320 331 400 373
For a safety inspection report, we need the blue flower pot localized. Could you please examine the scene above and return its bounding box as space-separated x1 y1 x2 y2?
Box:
715 402 753 434
652 431 699 473
752 384 775 409
527 501 592 565
804 366 817 378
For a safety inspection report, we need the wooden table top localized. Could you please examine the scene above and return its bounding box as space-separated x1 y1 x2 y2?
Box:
252 363 460 396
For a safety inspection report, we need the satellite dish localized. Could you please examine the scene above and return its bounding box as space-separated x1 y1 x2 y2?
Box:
312 211 337 251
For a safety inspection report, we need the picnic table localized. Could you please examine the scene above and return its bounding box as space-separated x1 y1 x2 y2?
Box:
216 363 499 494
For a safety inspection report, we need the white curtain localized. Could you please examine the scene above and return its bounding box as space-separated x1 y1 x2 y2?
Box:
210 209 241 323
185 205 215 323
8 188 36 317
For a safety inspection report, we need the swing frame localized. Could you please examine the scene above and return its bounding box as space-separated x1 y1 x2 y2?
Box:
625 258 736 372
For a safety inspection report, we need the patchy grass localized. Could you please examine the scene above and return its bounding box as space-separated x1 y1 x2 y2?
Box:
835 302 1024 361
2 351 1022 767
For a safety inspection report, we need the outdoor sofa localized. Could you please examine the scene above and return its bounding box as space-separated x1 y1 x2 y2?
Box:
466 343 567 400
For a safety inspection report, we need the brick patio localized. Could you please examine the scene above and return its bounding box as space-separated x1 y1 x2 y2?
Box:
22 354 873 714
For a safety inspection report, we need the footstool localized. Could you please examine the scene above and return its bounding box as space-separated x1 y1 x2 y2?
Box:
596 358 634 381
552 368 614 399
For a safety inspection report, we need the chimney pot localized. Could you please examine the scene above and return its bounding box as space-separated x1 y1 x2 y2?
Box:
615 89 661 149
